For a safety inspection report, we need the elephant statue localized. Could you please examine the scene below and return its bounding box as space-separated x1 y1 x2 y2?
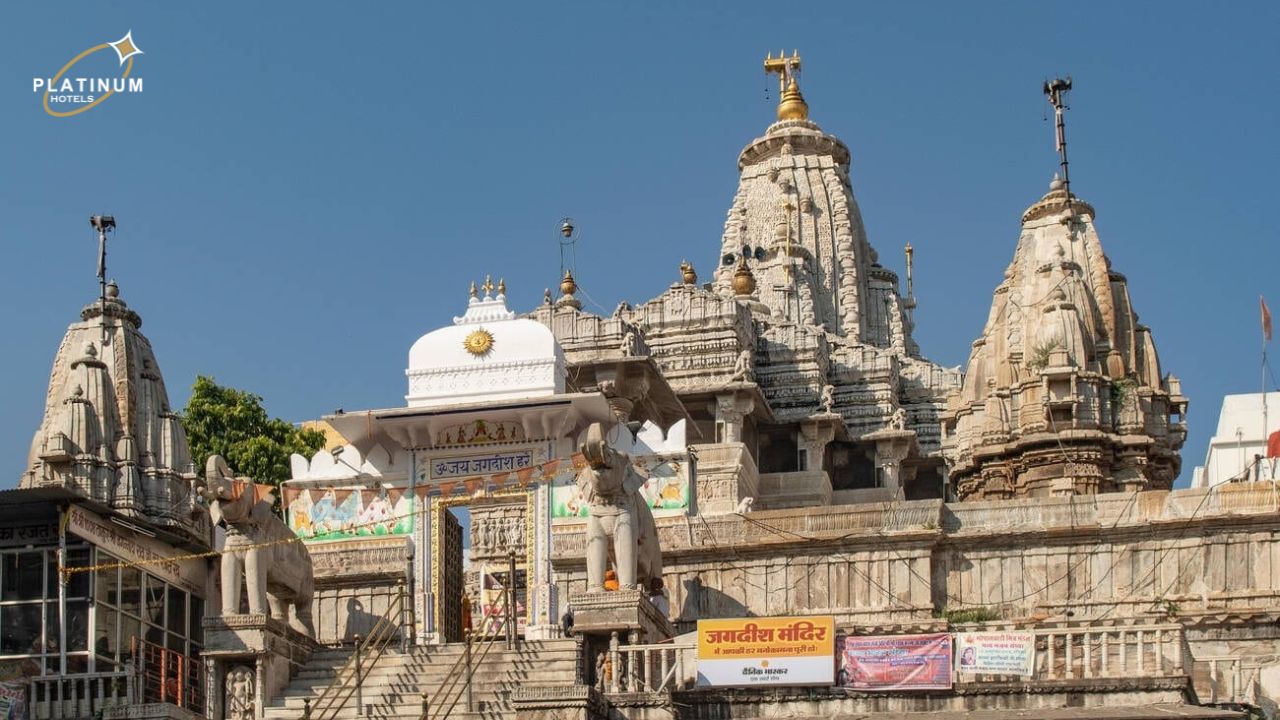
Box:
202 456 315 638
576 423 663 592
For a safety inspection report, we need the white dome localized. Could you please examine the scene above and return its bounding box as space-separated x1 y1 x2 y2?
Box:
406 292 565 408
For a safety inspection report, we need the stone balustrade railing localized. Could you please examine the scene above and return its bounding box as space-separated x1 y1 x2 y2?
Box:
601 624 1185 698
1194 654 1268 706
29 670 135 720
955 623 1186 684
943 483 1280 534
604 643 694 694
554 497 943 561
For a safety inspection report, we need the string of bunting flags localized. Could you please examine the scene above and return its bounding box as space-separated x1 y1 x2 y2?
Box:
59 452 590 579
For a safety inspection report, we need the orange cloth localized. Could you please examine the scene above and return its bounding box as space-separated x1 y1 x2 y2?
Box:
603 569 619 592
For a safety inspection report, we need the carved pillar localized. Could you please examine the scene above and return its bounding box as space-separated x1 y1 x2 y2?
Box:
798 421 836 471
715 392 755 444
525 480 560 640
869 430 916 496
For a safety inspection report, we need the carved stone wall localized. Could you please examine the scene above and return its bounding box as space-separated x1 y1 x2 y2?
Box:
552 482 1280 631
307 537 408 645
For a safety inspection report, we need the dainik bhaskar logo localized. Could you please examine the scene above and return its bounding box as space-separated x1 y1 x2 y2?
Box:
33 31 144 117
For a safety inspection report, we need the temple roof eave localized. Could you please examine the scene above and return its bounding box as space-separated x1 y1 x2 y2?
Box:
323 392 615 451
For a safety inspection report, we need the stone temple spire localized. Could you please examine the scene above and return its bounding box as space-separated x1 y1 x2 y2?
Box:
22 281 208 543
711 52 917 354
941 177 1188 500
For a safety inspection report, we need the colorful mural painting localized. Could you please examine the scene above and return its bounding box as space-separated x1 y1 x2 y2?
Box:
551 452 691 519
285 487 415 541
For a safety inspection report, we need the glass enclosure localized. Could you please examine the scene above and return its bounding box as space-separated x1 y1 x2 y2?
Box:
0 544 203 676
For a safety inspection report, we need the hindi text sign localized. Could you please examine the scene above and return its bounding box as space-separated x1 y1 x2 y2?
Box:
841 633 953 690
955 632 1035 675
696 616 835 687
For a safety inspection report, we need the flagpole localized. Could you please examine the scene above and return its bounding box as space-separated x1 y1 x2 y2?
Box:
1263 295 1273 481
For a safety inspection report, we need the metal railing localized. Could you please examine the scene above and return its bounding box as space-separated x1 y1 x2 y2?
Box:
308 582 409 720
134 636 205 713
422 591 512 720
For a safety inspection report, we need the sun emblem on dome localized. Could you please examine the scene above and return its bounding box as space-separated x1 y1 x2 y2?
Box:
463 328 495 356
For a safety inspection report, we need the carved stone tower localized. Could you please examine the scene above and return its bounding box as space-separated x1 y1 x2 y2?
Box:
710 55 916 353
21 282 209 543
534 53 961 505
941 178 1188 499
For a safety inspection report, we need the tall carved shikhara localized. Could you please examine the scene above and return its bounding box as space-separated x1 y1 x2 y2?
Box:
941 79 1188 500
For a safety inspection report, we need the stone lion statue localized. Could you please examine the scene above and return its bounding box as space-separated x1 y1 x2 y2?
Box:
202 456 315 637
576 422 663 592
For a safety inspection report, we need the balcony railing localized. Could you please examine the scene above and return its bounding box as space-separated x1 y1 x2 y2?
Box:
602 642 693 694
28 637 205 720
134 637 205 714
953 623 1187 684
29 671 134 720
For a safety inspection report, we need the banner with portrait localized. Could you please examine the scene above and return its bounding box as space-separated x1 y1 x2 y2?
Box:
954 632 1035 675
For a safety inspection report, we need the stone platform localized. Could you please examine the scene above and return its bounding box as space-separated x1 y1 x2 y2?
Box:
569 588 674 643
203 614 319 720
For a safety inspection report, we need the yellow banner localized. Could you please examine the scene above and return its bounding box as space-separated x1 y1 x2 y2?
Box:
697 616 834 660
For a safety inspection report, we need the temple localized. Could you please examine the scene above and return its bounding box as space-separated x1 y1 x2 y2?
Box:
941 176 1189 499
1 53 1276 720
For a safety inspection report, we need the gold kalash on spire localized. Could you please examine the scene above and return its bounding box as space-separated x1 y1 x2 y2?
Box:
764 50 808 121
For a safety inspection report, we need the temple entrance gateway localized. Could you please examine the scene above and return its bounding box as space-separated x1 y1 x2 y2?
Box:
430 490 534 643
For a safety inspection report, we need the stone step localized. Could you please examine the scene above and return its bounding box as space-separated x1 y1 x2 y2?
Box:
288 655 578 681
262 640 579 720
276 672 575 704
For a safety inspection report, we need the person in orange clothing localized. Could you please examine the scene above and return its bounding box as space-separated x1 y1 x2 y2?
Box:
603 568 620 591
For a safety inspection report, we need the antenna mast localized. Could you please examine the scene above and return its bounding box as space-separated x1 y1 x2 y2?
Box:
1043 77 1074 198
89 214 116 345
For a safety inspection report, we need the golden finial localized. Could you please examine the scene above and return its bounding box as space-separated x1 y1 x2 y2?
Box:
482 275 495 297
777 78 808 121
680 260 698 285
497 278 506 296
470 280 478 299
560 269 578 297
764 50 807 122
732 257 757 296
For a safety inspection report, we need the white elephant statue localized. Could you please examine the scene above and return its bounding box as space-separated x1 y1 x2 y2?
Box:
202 456 315 638
576 423 663 592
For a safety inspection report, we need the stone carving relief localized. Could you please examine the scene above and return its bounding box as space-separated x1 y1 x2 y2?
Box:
202 456 315 637
729 349 754 382
470 504 526 560
224 665 255 720
620 330 638 357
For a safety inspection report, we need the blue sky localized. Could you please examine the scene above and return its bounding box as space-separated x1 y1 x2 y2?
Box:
1 2 1276 488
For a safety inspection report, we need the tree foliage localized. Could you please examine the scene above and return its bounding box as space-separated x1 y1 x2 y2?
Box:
181 376 325 487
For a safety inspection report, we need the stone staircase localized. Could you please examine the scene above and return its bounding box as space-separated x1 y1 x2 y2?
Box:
263 639 581 720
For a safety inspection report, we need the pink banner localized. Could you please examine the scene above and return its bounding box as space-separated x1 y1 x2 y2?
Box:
840 633 952 690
